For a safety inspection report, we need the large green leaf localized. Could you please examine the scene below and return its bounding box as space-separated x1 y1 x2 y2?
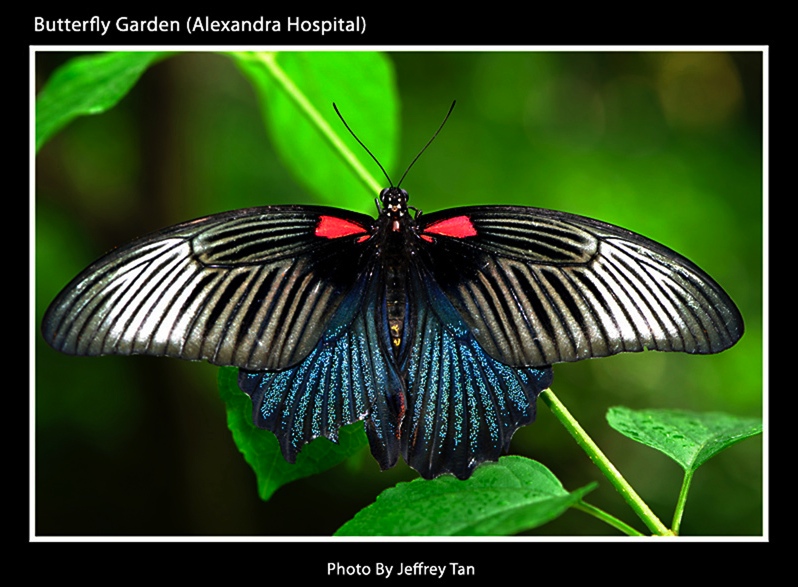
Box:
606 407 762 472
230 51 398 211
35 51 170 152
335 456 595 536
218 367 369 501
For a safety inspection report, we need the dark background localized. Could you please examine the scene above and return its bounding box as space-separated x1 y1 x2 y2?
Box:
34 51 763 536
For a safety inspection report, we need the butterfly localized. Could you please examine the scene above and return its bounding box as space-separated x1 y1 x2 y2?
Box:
41 107 744 480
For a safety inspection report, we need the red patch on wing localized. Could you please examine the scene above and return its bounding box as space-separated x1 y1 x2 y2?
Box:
315 216 369 239
423 215 477 239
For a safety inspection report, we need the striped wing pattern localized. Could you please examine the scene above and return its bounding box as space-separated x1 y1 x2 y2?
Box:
418 207 744 368
42 207 372 371
238 269 405 470
401 267 552 479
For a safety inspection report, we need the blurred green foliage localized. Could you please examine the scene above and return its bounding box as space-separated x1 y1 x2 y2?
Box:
35 51 763 536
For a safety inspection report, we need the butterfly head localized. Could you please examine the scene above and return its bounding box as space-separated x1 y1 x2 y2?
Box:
379 187 410 232
380 186 409 215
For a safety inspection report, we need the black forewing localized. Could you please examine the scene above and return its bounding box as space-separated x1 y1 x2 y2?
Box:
417 206 744 368
42 206 375 371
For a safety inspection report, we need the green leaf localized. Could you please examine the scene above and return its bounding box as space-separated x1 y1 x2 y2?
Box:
35 51 170 152
229 51 399 211
335 456 595 536
606 407 762 472
218 367 369 501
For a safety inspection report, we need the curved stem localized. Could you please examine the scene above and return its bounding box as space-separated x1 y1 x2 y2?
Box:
233 51 382 195
573 501 645 537
671 469 694 535
540 388 673 536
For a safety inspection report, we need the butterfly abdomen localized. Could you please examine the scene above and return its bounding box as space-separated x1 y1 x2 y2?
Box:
381 229 414 358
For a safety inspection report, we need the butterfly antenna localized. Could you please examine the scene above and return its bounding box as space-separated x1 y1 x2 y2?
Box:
333 103 394 187
396 100 456 188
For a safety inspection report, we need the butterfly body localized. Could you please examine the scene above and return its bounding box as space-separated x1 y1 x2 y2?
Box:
42 184 743 480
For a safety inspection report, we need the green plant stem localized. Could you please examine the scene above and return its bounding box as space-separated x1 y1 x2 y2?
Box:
671 469 694 535
573 501 645 537
235 51 382 195
540 388 673 536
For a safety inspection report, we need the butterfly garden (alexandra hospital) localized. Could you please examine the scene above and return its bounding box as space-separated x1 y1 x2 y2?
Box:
35 51 763 536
